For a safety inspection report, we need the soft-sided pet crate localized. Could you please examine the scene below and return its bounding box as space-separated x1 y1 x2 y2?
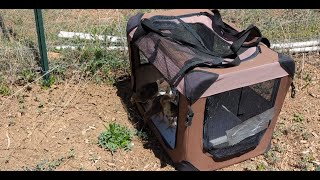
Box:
126 9 295 171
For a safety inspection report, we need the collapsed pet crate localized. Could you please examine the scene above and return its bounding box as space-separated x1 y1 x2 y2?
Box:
126 9 295 171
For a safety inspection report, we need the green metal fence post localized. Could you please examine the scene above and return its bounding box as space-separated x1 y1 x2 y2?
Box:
34 9 49 81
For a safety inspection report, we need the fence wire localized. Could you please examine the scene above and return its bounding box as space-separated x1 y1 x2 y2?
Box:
0 9 318 88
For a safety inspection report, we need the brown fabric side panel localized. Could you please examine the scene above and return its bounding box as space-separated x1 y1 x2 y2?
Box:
200 62 289 97
183 76 291 170
176 61 288 98
201 45 279 75
174 94 190 162
183 98 212 169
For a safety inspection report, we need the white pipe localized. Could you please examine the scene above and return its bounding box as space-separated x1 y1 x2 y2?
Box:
58 31 126 43
57 31 319 53
55 45 77 50
106 46 128 51
271 40 320 49
55 44 318 53
276 46 320 53
55 45 128 51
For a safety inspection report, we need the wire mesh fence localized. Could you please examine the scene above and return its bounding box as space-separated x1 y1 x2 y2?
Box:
0 9 319 88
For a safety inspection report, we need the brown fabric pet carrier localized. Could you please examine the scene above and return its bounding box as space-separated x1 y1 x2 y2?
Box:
126 9 295 171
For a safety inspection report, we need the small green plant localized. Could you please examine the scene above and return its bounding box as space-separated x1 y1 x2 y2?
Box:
89 154 100 164
272 129 282 139
19 105 26 116
35 160 48 171
98 122 133 153
51 62 67 83
293 113 304 122
297 153 316 170
41 75 55 89
0 84 11 96
78 46 129 84
8 117 16 126
17 94 25 104
303 73 312 82
273 144 284 153
21 69 37 83
47 158 65 171
67 148 75 159
256 163 267 171
136 129 148 140
22 149 75 171
14 69 37 86
264 151 279 165
302 131 312 140
0 74 11 96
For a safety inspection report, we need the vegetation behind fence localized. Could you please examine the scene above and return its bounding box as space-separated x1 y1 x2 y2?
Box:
0 9 319 94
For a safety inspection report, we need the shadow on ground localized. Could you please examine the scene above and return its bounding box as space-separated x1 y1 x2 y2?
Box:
113 75 175 169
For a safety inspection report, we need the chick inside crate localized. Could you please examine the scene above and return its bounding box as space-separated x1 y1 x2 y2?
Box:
127 9 295 171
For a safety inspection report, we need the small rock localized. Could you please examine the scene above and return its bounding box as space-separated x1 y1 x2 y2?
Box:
143 164 150 169
312 161 320 165
112 117 116 121
98 113 103 119
27 131 32 138
26 85 32 91
82 130 86 135
107 162 116 167
130 142 134 147
88 126 96 130
312 132 318 138
300 140 307 144
85 139 89 144
302 150 310 154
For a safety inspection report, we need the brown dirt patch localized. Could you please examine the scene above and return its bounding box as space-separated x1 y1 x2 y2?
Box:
0 54 319 171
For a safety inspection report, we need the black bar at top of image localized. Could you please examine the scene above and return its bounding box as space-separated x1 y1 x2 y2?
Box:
2 0 320 9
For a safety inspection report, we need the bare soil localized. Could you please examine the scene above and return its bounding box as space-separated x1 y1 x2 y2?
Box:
0 55 319 171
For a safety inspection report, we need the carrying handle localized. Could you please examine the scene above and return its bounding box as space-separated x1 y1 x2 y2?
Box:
203 10 265 53
230 25 263 53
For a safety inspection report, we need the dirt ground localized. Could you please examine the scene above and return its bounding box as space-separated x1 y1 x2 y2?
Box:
0 54 319 171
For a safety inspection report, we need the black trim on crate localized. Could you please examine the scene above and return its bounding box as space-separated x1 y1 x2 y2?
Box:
174 161 199 171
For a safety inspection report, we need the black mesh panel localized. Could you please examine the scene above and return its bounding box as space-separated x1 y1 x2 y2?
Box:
203 79 280 160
